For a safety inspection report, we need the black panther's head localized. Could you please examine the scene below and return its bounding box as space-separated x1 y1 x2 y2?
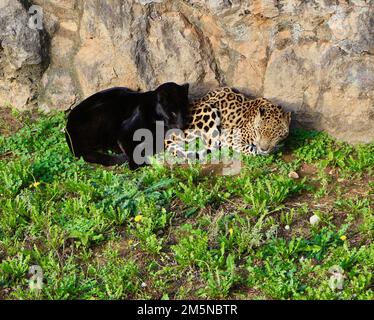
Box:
154 82 190 130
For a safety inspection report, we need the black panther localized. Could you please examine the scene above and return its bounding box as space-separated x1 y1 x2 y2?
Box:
65 82 190 168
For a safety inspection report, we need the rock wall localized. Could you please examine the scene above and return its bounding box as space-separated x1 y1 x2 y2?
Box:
0 0 373 144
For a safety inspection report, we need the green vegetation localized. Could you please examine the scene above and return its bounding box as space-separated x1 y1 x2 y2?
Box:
0 110 373 300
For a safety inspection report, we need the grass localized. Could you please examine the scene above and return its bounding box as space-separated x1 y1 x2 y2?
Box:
0 109 373 300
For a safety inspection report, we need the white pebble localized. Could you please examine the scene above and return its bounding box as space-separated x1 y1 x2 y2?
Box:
288 171 299 179
310 215 320 225
285 225 290 231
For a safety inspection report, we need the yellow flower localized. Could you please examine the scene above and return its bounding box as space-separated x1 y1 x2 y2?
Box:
30 182 41 188
229 228 234 236
134 215 143 223
340 235 347 241
128 240 134 246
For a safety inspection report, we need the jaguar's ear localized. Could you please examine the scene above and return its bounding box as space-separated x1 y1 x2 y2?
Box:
257 106 266 118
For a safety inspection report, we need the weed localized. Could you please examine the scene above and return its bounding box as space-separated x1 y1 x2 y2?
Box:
0 112 372 300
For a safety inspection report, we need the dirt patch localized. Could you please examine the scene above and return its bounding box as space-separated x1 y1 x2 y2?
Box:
165 162 242 177
0 107 41 137
299 163 318 177
282 153 297 163
230 286 266 300
0 107 23 136
339 173 374 199
279 171 373 243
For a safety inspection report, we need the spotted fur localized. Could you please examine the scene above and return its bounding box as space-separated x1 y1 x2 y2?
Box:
164 87 291 159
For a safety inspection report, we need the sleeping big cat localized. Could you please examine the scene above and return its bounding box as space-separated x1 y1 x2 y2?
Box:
65 82 190 169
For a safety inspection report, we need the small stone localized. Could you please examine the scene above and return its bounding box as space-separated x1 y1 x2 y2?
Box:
310 215 320 225
288 171 299 179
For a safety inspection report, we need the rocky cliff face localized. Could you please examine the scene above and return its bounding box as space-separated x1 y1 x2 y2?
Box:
0 0 373 143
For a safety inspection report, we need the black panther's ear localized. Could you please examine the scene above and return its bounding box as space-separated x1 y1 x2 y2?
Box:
182 83 190 94
156 95 170 120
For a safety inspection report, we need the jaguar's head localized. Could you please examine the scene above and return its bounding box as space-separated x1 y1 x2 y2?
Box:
251 100 291 155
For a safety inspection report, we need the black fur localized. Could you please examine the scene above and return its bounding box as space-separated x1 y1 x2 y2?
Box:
65 82 190 169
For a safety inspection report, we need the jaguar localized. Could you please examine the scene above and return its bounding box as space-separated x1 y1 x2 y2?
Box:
164 87 291 160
